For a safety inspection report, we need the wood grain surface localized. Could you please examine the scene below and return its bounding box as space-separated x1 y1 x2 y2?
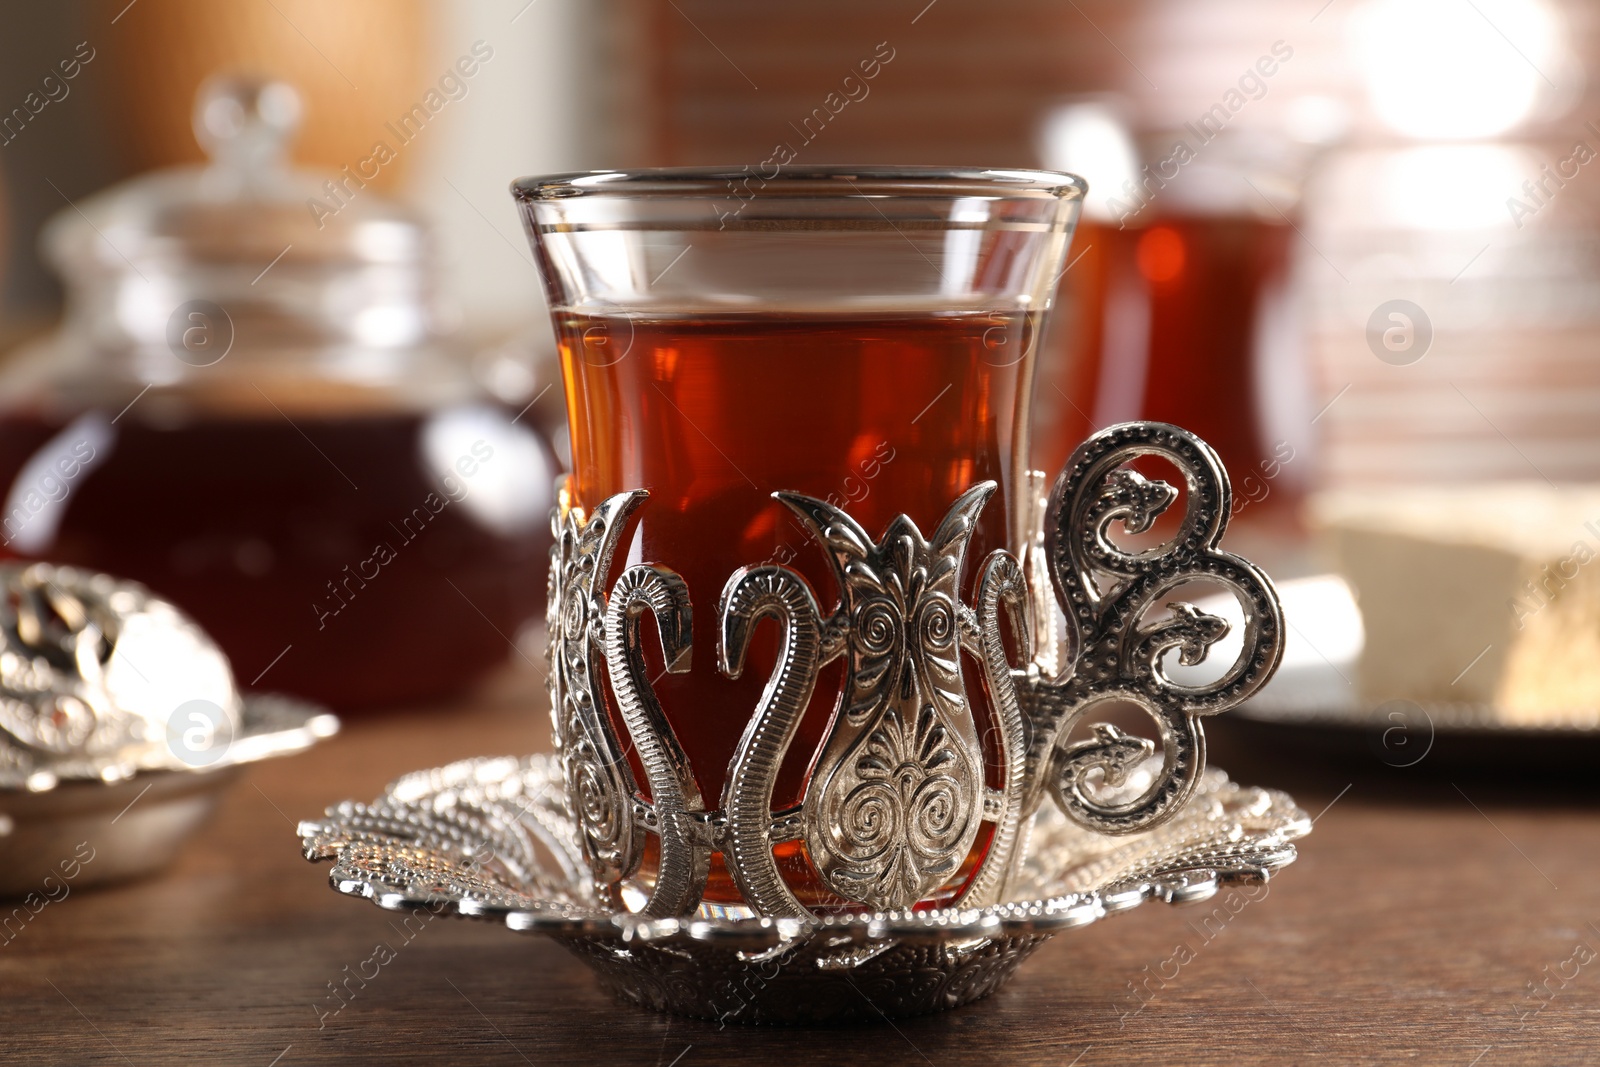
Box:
2 663 1598 1066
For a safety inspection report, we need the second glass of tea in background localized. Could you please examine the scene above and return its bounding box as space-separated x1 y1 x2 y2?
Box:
1034 102 1318 564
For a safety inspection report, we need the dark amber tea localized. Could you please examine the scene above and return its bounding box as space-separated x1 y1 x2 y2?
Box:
1035 214 1302 530
0 404 552 710
558 308 1034 905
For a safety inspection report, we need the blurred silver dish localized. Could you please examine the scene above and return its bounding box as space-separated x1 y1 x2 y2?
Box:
0 563 337 894
1 694 335 895
300 753 1307 1024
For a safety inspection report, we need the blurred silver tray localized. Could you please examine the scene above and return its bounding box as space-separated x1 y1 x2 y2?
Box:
1233 576 1600 740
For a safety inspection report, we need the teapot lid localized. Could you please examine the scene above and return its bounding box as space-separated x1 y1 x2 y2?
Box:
42 74 426 274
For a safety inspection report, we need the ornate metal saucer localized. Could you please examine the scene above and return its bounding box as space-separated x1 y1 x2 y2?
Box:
303 421 1307 1023
0 563 337 894
301 752 1308 1024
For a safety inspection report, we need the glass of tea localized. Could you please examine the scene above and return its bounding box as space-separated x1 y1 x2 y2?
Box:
1032 124 1315 560
516 168 1083 913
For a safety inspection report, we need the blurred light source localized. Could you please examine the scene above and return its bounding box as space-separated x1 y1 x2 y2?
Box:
1037 102 1140 223
351 304 426 347
1352 0 1560 140
1378 144 1528 230
421 405 551 535
1285 95 1353 147
1136 226 1186 283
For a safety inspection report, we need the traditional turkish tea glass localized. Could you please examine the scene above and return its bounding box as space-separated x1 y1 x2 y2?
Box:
516 168 1284 920
1032 118 1314 548
517 169 1079 911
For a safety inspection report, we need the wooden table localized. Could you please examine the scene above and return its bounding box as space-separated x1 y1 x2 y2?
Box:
4 663 1597 1066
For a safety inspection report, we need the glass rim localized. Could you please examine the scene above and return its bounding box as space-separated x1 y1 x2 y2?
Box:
511 166 1088 204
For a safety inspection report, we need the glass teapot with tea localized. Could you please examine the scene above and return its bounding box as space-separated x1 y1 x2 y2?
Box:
0 75 556 710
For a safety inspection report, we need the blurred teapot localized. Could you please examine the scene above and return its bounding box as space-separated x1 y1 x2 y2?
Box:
0 75 557 711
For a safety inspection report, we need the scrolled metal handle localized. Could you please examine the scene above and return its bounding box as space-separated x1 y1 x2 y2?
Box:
1025 422 1285 836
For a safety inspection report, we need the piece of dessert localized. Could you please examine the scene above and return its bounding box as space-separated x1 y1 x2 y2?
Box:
1311 483 1600 724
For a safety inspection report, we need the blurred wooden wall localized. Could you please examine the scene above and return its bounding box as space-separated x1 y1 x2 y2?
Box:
598 0 1149 168
96 0 427 188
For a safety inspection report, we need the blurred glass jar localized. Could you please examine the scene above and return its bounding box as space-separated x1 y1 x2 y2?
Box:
0 76 558 711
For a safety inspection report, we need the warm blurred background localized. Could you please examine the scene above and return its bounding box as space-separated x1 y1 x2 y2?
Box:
0 0 1595 721
6 0 1596 479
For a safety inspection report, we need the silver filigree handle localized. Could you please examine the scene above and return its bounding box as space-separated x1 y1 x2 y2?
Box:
1021 422 1285 835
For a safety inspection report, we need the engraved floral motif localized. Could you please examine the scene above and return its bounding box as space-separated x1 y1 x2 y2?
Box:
837 536 964 728
546 495 640 896
567 730 624 857
821 703 970 908
779 484 994 912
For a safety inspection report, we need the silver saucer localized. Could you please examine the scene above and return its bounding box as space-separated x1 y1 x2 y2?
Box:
300 754 1308 1024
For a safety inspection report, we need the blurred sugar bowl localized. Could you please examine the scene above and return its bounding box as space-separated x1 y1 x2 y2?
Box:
0 562 338 895
0 75 558 711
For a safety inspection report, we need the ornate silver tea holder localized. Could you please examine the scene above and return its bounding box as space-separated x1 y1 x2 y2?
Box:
0 563 337 895
302 422 1307 1022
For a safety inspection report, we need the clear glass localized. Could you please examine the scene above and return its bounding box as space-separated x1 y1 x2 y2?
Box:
518 166 1084 906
